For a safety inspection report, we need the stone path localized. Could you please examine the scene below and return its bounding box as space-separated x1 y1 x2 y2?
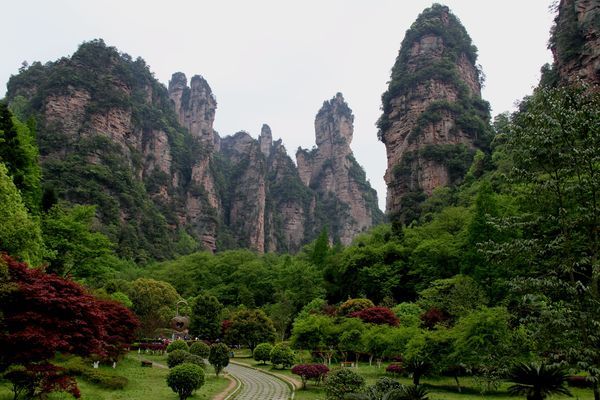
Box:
225 363 292 400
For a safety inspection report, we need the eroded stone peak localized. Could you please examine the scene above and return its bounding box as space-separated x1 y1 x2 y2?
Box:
168 72 187 91
315 92 354 148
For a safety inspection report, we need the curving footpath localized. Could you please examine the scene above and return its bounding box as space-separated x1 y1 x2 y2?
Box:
225 363 292 400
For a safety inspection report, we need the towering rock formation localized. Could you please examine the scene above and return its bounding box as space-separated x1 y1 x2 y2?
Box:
550 0 600 87
168 73 220 251
297 93 383 245
378 4 492 222
6 39 383 257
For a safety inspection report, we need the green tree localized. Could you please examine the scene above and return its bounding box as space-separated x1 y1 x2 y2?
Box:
417 275 486 320
362 325 393 366
339 329 363 364
0 163 44 266
270 343 295 369
208 343 230 377
0 102 41 213
128 278 181 336
225 308 276 351
253 342 273 364
42 203 115 279
500 85 600 399
190 294 223 341
290 314 336 364
451 306 527 390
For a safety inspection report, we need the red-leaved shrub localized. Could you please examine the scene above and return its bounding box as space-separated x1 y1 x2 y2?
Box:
291 364 330 389
386 363 404 375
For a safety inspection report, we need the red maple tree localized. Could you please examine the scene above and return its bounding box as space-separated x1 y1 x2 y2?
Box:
349 306 400 326
0 254 139 397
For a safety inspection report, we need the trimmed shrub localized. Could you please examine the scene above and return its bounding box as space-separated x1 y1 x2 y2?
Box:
189 342 210 358
253 343 273 364
208 343 230 377
183 354 205 368
291 364 329 389
166 363 205 400
82 369 128 390
167 340 189 353
270 343 295 369
324 368 365 399
167 350 190 368
386 363 404 376
366 377 402 399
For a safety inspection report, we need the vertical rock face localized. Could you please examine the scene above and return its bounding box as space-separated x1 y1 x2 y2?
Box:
169 73 217 148
259 124 273 157
168 72 221 251
378 4 491 223
219 132 267 252
297 93 383 245
550 0 600 87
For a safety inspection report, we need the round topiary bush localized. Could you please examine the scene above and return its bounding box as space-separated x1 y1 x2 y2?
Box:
166 363 205 400
167 339 190 353
324 368 366 400
253 343 274 364
270 343 295 369
167 349 190 368
339 298 375 316
189 341 210 358
184 353 205 367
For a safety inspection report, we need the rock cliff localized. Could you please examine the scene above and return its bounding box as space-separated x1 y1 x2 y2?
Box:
297 93 383 245
550 0 600 87
377 4 492 223
6 39 383 257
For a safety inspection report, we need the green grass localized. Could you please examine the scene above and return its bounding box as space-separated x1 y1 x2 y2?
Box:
0 353 229 400
233 356 595 400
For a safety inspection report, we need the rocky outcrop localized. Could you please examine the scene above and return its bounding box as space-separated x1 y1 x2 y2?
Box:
168 73 217 147
550 0 600 87
6 39 384 258
297 93 383 245
378 4 492 223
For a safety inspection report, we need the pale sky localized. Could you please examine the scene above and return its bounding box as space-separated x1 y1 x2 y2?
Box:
1 1 555 210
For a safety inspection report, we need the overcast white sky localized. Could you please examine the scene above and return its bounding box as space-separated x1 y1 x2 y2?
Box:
1 1 555 210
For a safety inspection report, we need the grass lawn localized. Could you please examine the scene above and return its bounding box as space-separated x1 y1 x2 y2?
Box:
233 355 595 400
0 352 229 400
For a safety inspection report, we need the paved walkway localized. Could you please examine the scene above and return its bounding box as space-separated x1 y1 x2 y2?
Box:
225 363 292 400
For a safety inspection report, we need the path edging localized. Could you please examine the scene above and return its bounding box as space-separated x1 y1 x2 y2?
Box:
221 372 243 400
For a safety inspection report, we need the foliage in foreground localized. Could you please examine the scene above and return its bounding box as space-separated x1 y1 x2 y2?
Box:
166 363 205 400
